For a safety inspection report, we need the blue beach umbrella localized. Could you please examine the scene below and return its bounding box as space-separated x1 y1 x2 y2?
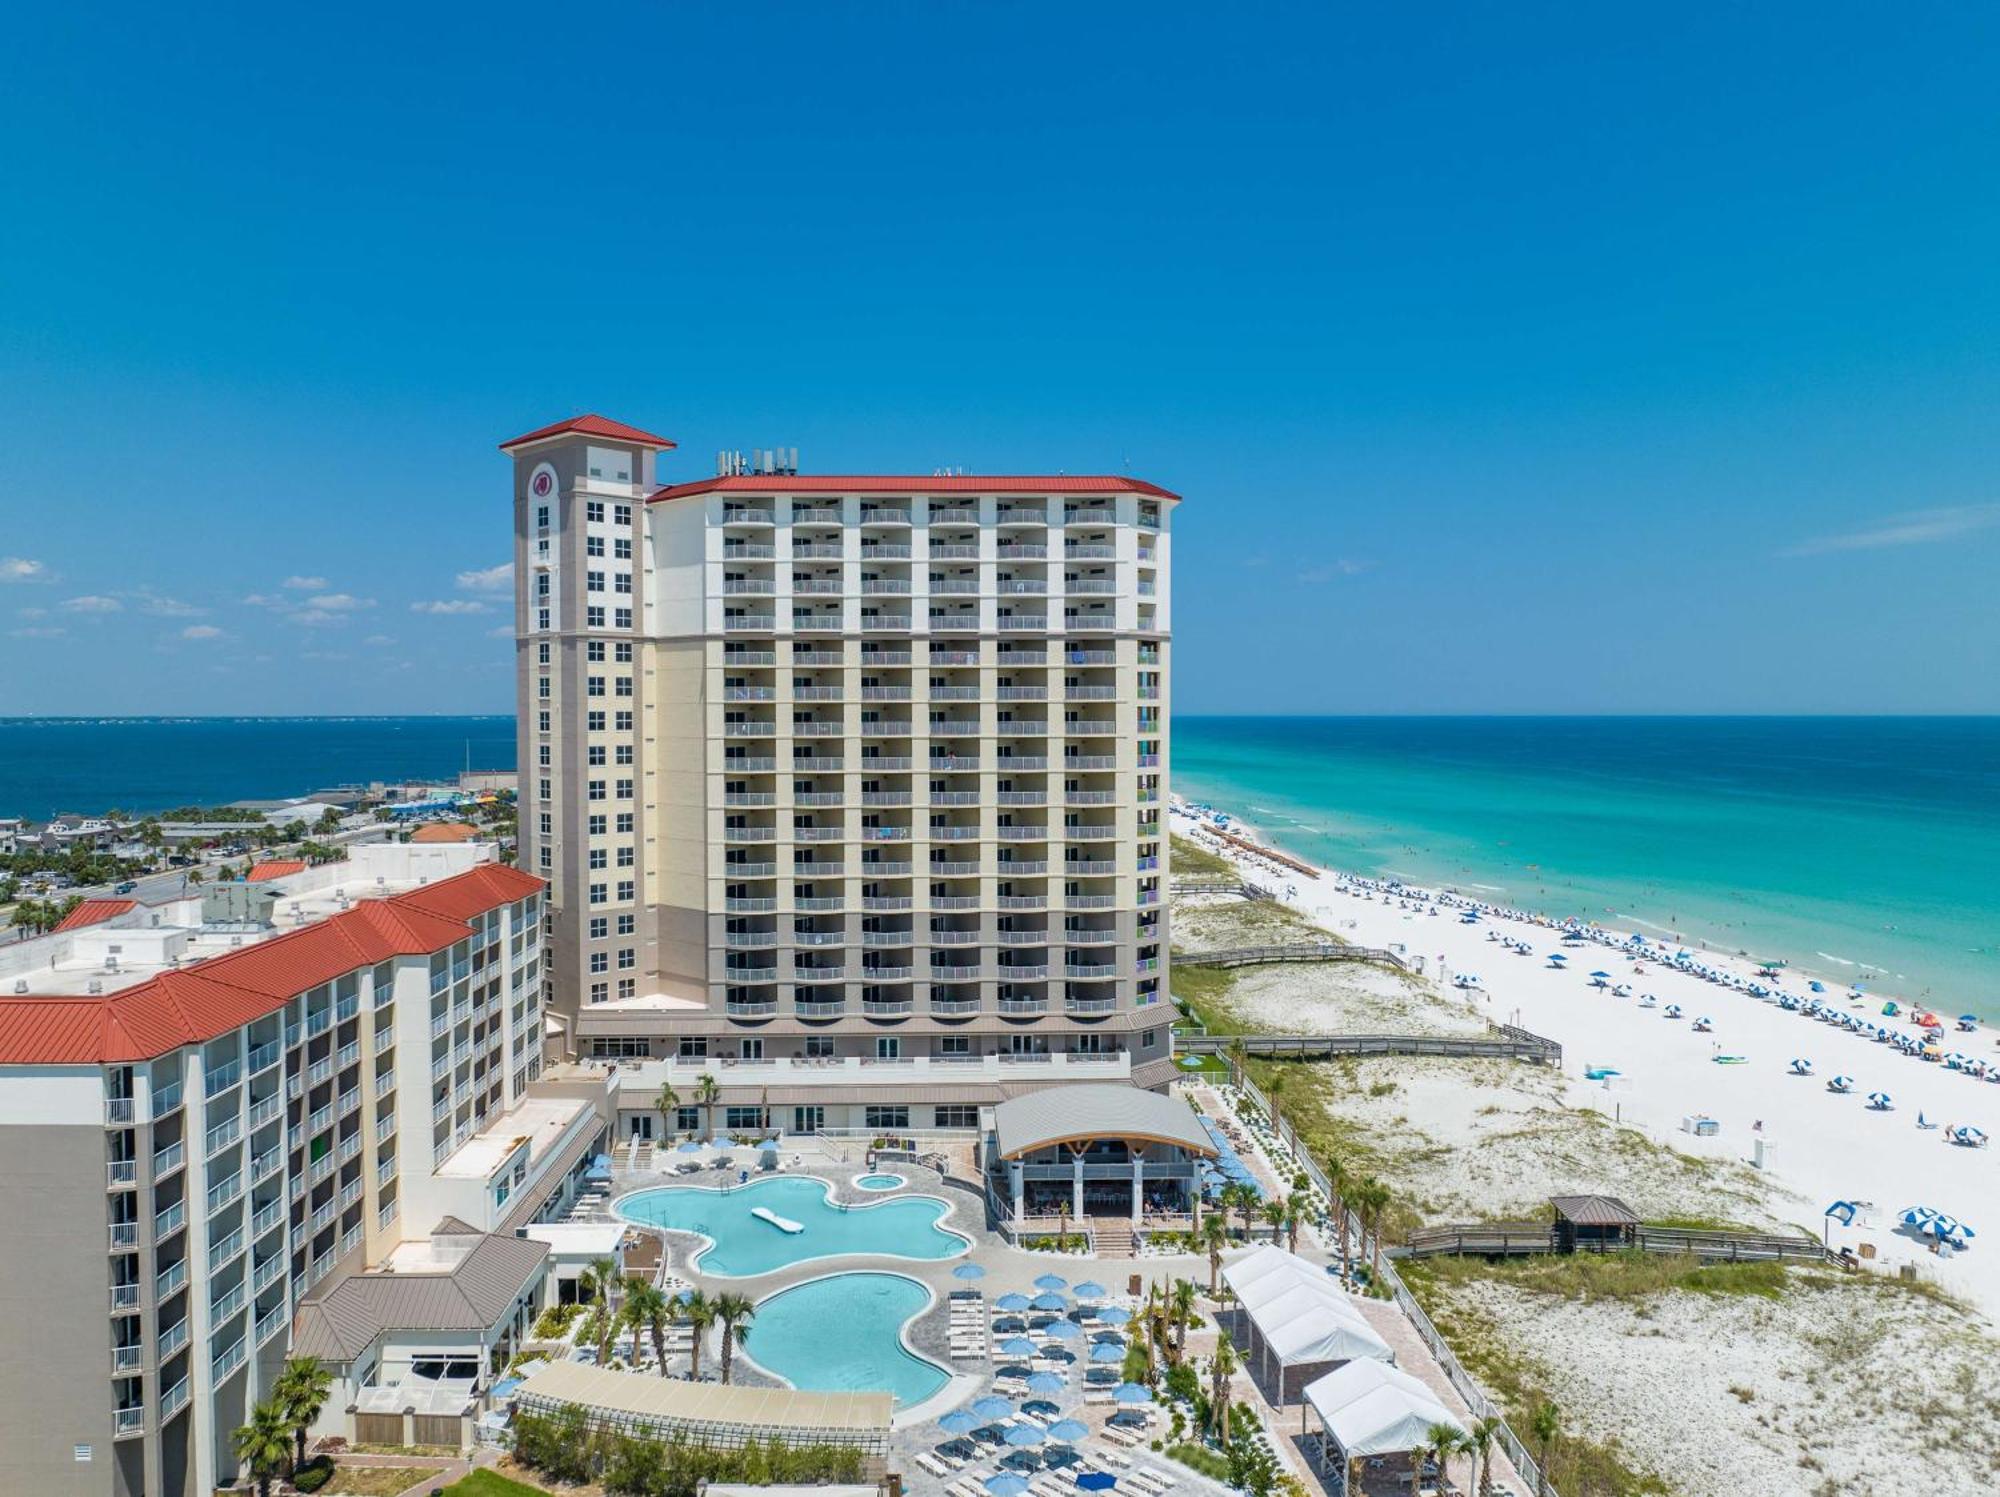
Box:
1072 1281 1109 1300
1042 1318 1082 1340
1113 1383 1153 1403
996 1293 1033 1312
1033 1273 1069 1292
1026 1372 1067 1394
1031 1292 1068 1312
972 1395 1017 1421
939 1410 981 1435
953 1263 988 1280
985 1475 1030 1497
1047 1419 1090 1444
1096 1306 1131 1325
677 1140 704 1153
999 1337 1038 1358
1076 1474 1118 1491
1899 1206 1939 1228
1005 1424 1046 1447
1090 1342 1125 1363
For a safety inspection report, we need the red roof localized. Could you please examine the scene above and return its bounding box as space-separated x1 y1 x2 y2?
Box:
499 414 678 452
0 863 544 1065
245 860 307 882
410 823 479 844
53 899 137 933
648 474 1180 503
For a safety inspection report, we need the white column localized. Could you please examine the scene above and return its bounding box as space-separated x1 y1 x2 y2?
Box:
1071 1151 1084 1219
1009 1158 1024 1223
1130 1153 1144 1223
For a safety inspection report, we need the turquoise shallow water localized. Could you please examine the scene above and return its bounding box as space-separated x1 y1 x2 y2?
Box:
617 1176 967 1276
745 1273 949 1409
1173 717 2000 1015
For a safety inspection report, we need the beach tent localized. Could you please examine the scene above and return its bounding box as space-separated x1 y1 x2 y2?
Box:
1303 1359 1466 1474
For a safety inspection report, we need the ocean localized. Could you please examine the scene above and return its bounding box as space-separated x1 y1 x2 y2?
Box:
0 716 517 819
1172 717 2000 1016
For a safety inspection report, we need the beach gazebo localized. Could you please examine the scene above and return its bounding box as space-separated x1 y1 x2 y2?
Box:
988 1085 1217 1229
1303 1358 1467 1493
1549 1194 1640 1253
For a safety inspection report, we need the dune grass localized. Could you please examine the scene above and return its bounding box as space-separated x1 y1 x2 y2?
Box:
1170 833 1235 876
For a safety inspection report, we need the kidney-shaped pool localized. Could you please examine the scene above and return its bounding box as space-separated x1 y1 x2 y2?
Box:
616 1175 969 1277
743 1271 951 1410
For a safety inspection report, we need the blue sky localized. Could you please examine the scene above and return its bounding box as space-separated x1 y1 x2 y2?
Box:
2 3 1997 715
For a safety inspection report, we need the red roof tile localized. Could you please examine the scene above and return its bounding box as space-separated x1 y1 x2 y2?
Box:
246 860 307 882
410 823 479 843
499 414 677 452
53 898 137 932
649 473 1179 503
0 864 545 1065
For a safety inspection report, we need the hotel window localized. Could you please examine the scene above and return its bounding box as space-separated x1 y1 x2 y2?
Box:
615 676 633 697
614 711 633 731
536 505 550 530
537 678 550 699
589 883 607 905
725 1107 765 1131
589 952 608 973
538 847 551 870
939 1035 970 1056
616 913 635 935
538 746 550 767
615 641 633 663
615 745 633 765
537 608 550 631
614 608 632 628
614 504 632 524
804 1035 834 1058
537 642 550 665
934 1105 978 1129
588 746 606 766
617 948 635 969
615 779 633 801
590 1037 647 1059
538 711 551 732
589 916 608 938
587 780 606 801
589 981 607 1003
865 1106 909 1131
587 641 605 662
677 1037 708 1059
676 1106 701 1132
586 500 605 522
616 879 635 902
586 536 605 557
617 977 636 999
538 778 551 800
587 571 605 593
587 711 606 731
615 813 634 834
536 573 550 597
538 814 551 835
588 849 607 870
587 676 605 697
587 815 607 835
614 537 632 560
589 606 607 627
614 573 632 595
616 847 634 868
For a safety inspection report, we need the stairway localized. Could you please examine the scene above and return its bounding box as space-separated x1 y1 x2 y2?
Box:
1094 1222 1137 1258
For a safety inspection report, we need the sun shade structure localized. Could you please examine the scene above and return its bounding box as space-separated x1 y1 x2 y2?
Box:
1303 1359 1466 1473
991 1085 1217 1160
1219 1246 1392 1404
513 1360 891 1458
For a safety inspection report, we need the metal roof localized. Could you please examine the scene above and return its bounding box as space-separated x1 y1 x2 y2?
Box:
52 898 136 932
515 1359 892 1439
291 1233 550 1362
500 414 677 452
991 1084 1216 1160
1549 1194 1641 1226
650 473 1180 503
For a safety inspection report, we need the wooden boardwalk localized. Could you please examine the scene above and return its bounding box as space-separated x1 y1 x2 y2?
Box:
1178 1021 1562 1066
1174 941 1409 971
1397 1221 1833 1265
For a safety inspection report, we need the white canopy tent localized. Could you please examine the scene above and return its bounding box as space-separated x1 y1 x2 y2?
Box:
1220 1247 1393 1405
1303 1359 1467 1481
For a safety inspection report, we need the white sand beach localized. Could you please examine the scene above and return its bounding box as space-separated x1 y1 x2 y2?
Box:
1171 804 2000 1321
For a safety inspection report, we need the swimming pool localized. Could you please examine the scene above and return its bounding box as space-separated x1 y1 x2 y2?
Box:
617 1175 969 1276
855 1172 906 1191
744 1272 950 1410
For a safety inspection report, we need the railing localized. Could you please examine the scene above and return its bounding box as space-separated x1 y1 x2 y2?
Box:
155 1259 188 1300
107 1159 138 1188
159 1376 190 1418
1179 1024 1560 1066
114 1405 146 1436
157 1318 189 1360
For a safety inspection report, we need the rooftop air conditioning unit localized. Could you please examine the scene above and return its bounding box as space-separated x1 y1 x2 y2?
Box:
229 936 244 947
87 980 103 995
104 957 118 972
11 981 25 995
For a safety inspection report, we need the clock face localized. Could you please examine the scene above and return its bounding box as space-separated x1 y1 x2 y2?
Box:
530 467 555 500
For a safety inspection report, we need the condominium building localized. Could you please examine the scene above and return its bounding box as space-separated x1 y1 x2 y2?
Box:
504 415 1179 1135
0 845 603 1497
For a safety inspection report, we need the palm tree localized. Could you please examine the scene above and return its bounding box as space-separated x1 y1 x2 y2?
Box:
1262 1197 1287 1245
714 1292 756 1383
1529 1401 1562 1497
274 1356 333 1474
1426 1422 1462 1496
1284 1196 1306 1254
1209 1331 1237 1444
1322 1154 1351 1269
1170 1278 1197 1361
1466 1416 1502 1496
231 1398 294 1497
654 1081 680 1146
1226 1035 1248 1086
1266 1067 1287 1138
1354 1177 1391 1280
694 1073 720 1143
683 1289 717 1379
1201 1212 1230 1295
622 1279 671 1374
583 1255 622 1363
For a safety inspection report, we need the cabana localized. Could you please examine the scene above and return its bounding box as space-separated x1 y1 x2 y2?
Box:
988 1084 1217 1228
1549 1194 1640 1253
1221 1246 1393 1405
1303 1358 1467 1493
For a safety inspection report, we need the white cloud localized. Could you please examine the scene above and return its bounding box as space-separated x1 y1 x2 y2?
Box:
456 562 514 592
284 575 328 590
1295 559 1375 584
289 609 347 628
487 624 516 638
181 624 226 640
135 590 205 617
362 634 395 646
9 625 65 639
62 594 122 613
242 592 283 607
1 557 48 582
410 599 491 615
1785 502 2000 557
306 593 375 611
16 606 46 619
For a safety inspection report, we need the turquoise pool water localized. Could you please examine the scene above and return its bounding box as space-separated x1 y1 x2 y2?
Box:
856 1173 905 1191
745 1272 949 1409
617 1176 968 1276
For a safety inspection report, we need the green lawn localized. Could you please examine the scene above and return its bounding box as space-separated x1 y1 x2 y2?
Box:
438 1472 549 1497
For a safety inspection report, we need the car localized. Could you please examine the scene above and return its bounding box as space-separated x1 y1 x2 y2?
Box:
113 880 138 894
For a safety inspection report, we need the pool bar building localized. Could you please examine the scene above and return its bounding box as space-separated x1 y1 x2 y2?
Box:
985 1084 1217 1233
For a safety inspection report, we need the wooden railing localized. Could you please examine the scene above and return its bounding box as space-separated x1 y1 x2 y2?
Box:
1179 1022 1561 1067
1175 942 1409 971
1402 1222 1557 1258
1397 1222 1833 1266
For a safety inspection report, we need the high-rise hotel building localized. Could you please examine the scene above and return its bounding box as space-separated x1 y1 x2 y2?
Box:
504 416 1180 1128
